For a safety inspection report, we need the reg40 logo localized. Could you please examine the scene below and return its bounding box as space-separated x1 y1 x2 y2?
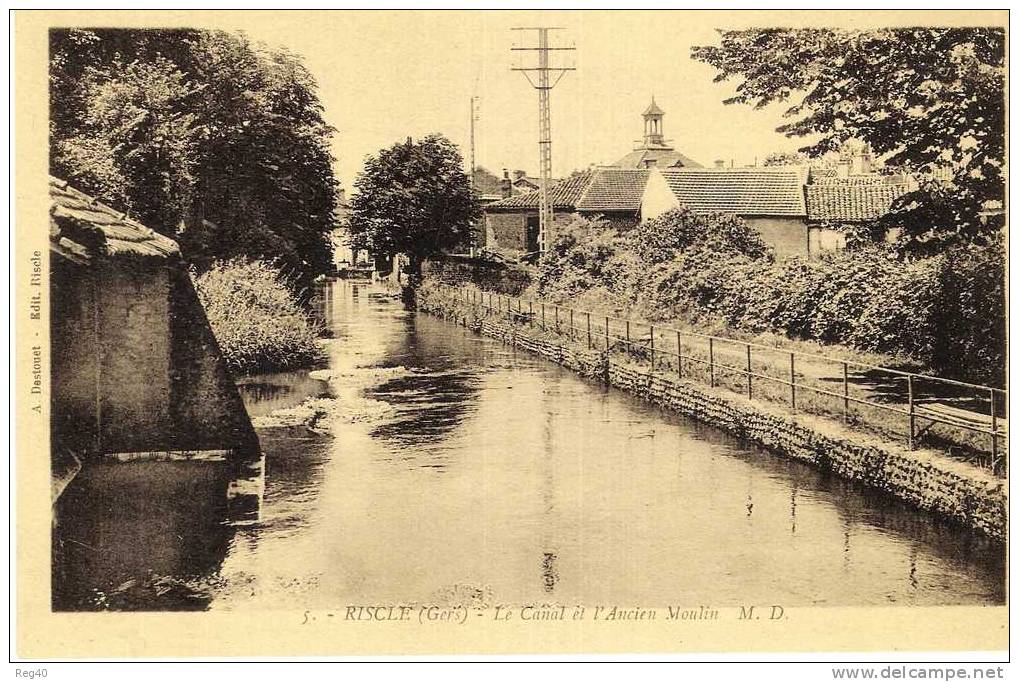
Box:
15 670 48 679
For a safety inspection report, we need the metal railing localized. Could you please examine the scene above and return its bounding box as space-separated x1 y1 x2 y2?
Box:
437 283 1008 474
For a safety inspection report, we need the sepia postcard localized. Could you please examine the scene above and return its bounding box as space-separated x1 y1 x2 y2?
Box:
12 8 1009 663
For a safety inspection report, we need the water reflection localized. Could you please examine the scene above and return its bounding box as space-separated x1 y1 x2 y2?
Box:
52 461 237 610
237 371 331 418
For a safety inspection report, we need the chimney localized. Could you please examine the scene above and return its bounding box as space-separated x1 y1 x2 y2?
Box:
836 159 851 179
850 145 873 176
714 159 725 169
500 169 512 198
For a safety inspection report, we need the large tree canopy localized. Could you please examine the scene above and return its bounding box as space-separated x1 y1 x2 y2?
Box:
50 29 339 284
692 28 1005 254
349 134 480 275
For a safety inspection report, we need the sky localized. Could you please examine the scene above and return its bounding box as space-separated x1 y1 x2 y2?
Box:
211 9 994 191
223 10 801 190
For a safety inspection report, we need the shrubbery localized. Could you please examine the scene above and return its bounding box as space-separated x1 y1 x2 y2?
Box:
193 260 324 374
535 208 1005 385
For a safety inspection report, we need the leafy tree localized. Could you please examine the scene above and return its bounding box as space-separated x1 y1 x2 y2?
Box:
49 29 339 287
53 55 201 235
762 151 805 166
692 28 1005 254
349 134 480 278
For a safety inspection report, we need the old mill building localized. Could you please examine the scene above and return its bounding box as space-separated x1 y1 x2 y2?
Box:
49 177 261 500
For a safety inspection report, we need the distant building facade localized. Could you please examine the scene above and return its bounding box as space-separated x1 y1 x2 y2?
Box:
642 159 907 258
482 168 650 254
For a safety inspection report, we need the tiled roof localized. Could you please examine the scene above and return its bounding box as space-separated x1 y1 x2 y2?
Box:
483 169 650 214
806 183 906 222
483 171 594 211
50 177 180 262
613 148 702 169
659 167 807 217
643 97 665 117
576 169 649 212
810 175 888 186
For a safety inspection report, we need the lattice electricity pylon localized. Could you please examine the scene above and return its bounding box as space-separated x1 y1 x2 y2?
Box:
511 27 575 253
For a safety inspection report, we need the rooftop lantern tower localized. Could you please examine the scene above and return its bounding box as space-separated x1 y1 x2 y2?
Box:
642 96 667 148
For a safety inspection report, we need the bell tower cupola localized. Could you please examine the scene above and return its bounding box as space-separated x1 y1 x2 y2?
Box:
642 96 666 148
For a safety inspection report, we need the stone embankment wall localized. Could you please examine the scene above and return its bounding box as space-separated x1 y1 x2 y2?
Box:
417 286 1006 541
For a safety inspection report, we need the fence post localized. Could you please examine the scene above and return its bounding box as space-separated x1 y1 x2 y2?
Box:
990 387 999 472
541 302 545 330
605 316 610 351
529 300 533 328
676 330 683 378
709 337 715 388
746 343 752 399
570 309 575 340
554 305 559 330
650 325 655 370
842 362 850 423
586 312 592 350
626 320 631 351
789 352 796 412
906 375 915 450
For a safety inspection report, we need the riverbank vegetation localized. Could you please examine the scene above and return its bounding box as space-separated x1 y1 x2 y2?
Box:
427 209 1004 387
49 28 340 290
532 211 1004 386
193 260 324 374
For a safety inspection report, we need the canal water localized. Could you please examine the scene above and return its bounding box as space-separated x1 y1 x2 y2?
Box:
53 280 1005 610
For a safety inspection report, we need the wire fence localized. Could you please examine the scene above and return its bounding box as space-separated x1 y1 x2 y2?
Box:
437 283 1008 475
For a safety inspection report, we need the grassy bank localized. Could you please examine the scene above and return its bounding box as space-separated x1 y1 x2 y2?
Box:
193 260 325 374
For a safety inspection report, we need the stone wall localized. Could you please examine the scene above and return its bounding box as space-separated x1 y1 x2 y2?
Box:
168 267 261 462
50 254 259 465
418 285 1006 541
484 211 584 253
745 216 810 259
96 262 174 453
51 258 100 455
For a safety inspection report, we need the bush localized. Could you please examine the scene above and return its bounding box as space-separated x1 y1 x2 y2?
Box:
537 216 635 303
193 260 324 374
528 211 1005 384
628 207 773 263
931 237 1006 386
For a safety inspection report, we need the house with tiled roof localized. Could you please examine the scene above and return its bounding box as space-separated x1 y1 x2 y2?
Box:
482 168 650 254
50 177 260 494
642 166 813 258
804 182 907 251
642 162 908 257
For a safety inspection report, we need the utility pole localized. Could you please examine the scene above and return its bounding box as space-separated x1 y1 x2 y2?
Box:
511 27 575 253
468 95 480 255
469 96 479 189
